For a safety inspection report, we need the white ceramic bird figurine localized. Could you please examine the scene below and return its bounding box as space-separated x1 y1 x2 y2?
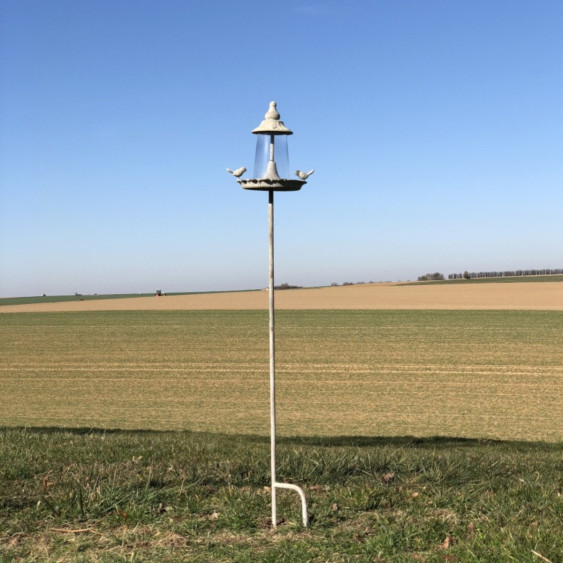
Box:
226 166 247 177
295 169 314 180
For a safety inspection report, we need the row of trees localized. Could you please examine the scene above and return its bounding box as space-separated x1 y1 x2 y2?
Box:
418 269 562 282
448 269 563 280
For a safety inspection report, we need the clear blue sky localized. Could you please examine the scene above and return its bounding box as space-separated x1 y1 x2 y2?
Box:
1 0 562 297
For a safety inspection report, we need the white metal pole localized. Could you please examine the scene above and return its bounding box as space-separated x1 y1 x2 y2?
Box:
265 131 307 529
268 189 277 528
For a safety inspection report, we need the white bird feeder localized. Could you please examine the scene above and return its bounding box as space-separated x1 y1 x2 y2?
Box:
228 101 312 528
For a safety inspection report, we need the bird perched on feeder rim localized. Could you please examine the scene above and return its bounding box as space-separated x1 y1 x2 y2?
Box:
295 169 314 180
226 166 247 177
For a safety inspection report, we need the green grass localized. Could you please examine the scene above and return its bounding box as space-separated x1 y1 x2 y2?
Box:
0 289 259 307
404 274 563 286
0 429 560 561
0 293 157 306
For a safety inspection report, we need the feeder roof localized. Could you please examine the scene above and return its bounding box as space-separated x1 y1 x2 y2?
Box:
252 101 293 135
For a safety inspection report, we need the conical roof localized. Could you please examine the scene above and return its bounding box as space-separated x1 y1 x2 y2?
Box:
251 101 293 135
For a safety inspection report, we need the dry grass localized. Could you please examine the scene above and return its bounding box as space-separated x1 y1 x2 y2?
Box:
1 280 563 312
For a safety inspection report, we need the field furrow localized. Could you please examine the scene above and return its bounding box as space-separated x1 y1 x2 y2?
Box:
1 310 561 441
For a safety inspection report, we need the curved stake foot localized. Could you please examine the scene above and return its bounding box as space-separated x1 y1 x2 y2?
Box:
273 482 309 527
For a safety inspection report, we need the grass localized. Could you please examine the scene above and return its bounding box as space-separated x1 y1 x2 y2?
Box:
1 309 561 560
0 293 158 307
0 289 259 308
1 310 561 441
0 428 561 561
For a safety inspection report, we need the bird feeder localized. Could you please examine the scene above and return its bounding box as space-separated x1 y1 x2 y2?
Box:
227 101 313 528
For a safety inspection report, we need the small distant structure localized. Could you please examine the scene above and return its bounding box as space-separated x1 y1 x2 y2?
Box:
155 289 166 297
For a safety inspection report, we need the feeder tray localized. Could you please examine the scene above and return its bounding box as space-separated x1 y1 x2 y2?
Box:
238 178 306 192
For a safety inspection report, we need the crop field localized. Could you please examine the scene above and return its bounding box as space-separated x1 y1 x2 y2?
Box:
1 309 561 441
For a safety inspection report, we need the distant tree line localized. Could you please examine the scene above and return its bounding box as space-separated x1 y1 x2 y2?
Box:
418 273 445 281
448 269 563 280
417 269 563 282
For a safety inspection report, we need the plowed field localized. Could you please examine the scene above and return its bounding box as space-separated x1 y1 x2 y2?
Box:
1 281 563 312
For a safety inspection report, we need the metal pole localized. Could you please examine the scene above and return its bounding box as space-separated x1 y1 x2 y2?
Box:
268 189 277 527
268 188 309 529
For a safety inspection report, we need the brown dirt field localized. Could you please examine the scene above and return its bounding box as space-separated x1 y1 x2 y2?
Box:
1 281 563 312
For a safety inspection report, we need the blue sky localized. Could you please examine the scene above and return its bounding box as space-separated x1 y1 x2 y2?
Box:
1 0 562 297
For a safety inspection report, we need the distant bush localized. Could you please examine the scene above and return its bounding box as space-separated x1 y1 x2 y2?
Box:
418 273 445 281
275 283 302 290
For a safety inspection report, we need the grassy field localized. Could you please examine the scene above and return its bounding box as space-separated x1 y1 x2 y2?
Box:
0 293 158 307
1 308 561 560
1 429 561 561
0 289 258 308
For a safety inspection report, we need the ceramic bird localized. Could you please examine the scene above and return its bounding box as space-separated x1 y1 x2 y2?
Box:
226 167 247 177
295 169 314 180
